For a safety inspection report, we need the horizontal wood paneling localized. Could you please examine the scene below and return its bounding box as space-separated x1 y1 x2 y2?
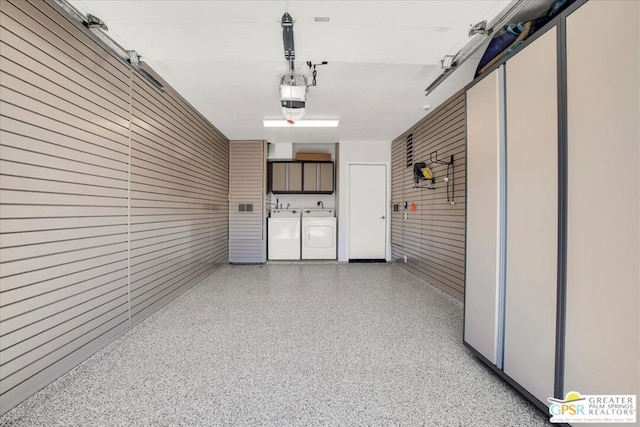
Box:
391 91 466 300
390 138 404 262
129 67 227 324
0 0 130 412
229 240 265 262
0 0 229 415
229 141 265 263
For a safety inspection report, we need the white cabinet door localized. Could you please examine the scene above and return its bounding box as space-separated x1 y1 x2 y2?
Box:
464 68 503 366
503 28 558 405
303 163 318 192
319 163 334 192
565 0 640 399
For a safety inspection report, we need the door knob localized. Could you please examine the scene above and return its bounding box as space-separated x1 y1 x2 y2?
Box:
379 215 386 219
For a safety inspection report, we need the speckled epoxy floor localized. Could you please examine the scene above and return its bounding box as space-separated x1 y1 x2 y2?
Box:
0 264 550 426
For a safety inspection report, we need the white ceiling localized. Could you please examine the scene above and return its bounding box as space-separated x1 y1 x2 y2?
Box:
71 0 513 143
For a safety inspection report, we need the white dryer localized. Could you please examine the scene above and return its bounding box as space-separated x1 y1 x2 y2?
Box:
302 209 336 260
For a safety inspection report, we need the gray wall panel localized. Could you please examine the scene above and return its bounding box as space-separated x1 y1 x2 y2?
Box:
0 314 128 413
391 92 466 300
390 138 404 261
0 110 128 156
229 141 265 263
1 293 128 363
129 68 228 324
0 252 129 294
6 0 130 77
130 265 212 326
0 50 129 119
1 1 130 90
0 0 229 414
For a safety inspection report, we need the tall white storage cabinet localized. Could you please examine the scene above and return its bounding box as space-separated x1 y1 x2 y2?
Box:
564 0 640 400
503 28 558 404
464 0 640 415
464 68 503 366
464 29 560 406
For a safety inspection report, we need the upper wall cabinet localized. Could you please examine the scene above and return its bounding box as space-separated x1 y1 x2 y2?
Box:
271 162 302 193
270 161 334 194
303 162 334 193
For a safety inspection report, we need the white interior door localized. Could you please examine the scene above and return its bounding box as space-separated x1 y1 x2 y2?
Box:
348 164 387 259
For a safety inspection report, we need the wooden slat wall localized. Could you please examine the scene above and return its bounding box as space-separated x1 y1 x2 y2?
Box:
0 0 130 413
390 92 466 300
129 69 228 325
0 0 229 414
402 132 422 278
390 138 404 261
229 141 265 263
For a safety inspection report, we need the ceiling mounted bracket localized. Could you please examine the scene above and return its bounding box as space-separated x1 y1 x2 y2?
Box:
306 61 328 87
281 12 295 75
441 55 457 70
85 13 108 30
469 20 491 37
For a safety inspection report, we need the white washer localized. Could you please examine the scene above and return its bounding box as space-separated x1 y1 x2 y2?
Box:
302 209 336 260
268 209 301 260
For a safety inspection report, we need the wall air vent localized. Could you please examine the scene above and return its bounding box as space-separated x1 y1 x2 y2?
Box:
406 133 414 167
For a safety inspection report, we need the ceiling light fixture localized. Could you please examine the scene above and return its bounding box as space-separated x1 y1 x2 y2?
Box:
263 120 339 128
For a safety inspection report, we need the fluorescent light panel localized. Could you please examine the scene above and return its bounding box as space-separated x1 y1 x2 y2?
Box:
263 120 339 128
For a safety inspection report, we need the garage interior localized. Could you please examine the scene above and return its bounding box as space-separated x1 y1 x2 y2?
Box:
0 0 638 425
